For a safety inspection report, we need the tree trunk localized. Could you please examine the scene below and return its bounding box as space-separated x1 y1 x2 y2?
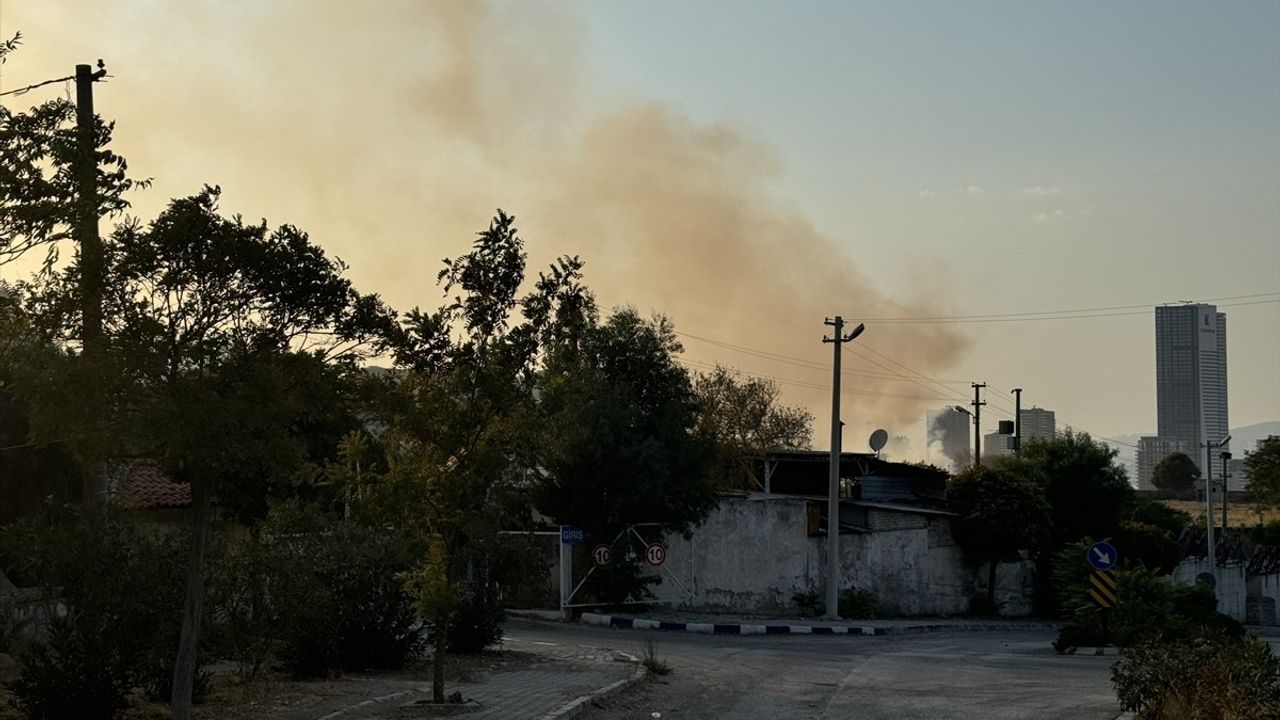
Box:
170 477 212 720
432 618 447 704
987 558 998 609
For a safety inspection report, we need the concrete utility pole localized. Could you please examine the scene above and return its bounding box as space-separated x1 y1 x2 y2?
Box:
75 62 107 353
1221 451 1231 537
1205 441 1216 576
1012 388 1022 452
823 316 864 619
971 383 986 466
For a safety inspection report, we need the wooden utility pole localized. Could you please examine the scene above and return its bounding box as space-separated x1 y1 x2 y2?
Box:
971 383 986 466
823 316 864 619
75 62 106 352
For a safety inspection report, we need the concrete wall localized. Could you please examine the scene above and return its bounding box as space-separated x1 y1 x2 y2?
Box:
643 496 1035 617
1171 557 1247 622
1248 573 1280 626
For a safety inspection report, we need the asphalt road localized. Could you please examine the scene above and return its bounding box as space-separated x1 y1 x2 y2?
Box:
503 619 1123 720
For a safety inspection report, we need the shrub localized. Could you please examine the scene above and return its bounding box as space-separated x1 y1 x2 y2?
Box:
10 618 136 720
221 502 426 678
1 511 197 716
1113 633 1280 718
838 588 878 619
1123 496 1192 536
791 589 822 618
1114 521 1182 575
446 581 505 654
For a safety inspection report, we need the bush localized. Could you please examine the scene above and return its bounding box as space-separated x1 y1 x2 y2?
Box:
838 588 878 619
219 502 425 678
1114 521 1182 575
446 582 505 654
1 511 196 717
1113 633 1280 718
1123 496 1192 536
791 589 822 618
10 618 136 720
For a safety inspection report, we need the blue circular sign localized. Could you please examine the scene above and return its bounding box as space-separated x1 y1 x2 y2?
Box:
1087 541 1117 571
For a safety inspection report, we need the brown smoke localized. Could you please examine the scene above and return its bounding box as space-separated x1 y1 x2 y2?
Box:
4 0 968 451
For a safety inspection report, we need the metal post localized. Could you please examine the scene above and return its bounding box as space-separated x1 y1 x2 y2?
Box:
559 527 572 621
1012 388 1022 452
1205 443 1215 581
1221 452 1230 538
971 383 986 466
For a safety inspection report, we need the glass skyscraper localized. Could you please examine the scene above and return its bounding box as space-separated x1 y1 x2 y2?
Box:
1155 304 1229 475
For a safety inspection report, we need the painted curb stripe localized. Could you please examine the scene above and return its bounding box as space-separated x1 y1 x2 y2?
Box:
713 623 739 634
1088 575 1118 604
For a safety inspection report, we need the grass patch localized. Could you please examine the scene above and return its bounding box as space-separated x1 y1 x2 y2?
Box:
639 636 671 677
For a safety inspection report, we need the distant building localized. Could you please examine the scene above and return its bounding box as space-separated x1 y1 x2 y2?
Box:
927 407 971 470
983 432 1016 461
1155 304 1229 475
1018 407 1056 445
1137 436 1188 491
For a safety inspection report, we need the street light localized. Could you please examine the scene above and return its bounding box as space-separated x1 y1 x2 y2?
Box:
952 405 978 466
824 318 864 620
1203 434 1231 586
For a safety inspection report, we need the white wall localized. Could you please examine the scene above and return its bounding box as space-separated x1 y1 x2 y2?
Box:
644 496 1035 616
1172 557 1247 622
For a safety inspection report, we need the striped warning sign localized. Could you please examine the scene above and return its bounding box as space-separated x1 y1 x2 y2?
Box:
1087 569 1119 608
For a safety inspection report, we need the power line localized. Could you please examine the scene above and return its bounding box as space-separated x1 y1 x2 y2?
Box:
858 292 1279 324
678 358 959 403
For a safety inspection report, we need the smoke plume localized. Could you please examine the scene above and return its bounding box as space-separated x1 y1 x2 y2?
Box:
3 0 969 451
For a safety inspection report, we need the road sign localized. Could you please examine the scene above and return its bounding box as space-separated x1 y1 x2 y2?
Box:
645 543 667 567
1087 541 1117 571
592 544 612 566
561 526 585 545
1087 569 1119 608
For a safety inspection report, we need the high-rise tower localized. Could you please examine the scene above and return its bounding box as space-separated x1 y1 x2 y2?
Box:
1155 304 1229 474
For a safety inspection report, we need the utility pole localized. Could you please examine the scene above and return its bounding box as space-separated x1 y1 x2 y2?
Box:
971 383 986 466
1204 441 1216 578
1221 451 1231 537
75 62 107 353
1011 388 1022 452
823 316 864 619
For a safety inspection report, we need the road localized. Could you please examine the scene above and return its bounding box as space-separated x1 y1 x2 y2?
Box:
503 620 1122 720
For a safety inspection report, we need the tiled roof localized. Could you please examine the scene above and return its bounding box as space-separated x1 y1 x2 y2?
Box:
105 463 192 510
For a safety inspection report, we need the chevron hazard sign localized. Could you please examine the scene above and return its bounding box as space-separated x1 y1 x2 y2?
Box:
1087 569 1119 608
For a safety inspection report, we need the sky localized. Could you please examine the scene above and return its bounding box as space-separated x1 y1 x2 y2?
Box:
2 1 1277 462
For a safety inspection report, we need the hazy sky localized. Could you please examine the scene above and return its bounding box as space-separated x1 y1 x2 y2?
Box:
2 1 1277 460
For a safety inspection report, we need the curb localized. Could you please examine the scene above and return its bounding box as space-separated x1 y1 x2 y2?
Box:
1059 645 1121 656
536 654 646 720
579 612 1060 637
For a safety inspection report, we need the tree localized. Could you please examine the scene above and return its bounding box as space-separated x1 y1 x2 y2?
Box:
1247 437 1280 509
946 463 1051 610
24 187 392 719
370 211 589 704
533 309 717 602
1014 429 1134 546
1151 451 1200 493
693 365 813 491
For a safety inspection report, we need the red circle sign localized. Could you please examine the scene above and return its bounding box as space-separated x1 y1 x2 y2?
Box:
645 543 667 567
592 544 612 567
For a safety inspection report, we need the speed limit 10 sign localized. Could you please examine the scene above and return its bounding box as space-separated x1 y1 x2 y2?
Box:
592 544 612 567
644 543 667 567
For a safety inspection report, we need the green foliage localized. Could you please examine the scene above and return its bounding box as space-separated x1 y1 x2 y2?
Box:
1247 437 1280 509
220 502 425 679
1151 451 1200 493
1123 496 1192 536
1052 545 1243 652
446 581 506 655
693 365 813 491
10 618 136 720
1 511 196 716
838 588 879 619
1113 633 1280 719
1015 430 1134 546
791 589 822 618
534 309 717 543
1247 519 1280 547
1114 521 1182 575
947 463 1051 605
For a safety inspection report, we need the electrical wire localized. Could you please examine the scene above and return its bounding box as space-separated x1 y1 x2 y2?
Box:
857 292 1279 324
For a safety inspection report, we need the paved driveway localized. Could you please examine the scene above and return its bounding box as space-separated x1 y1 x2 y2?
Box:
504 620 1122 720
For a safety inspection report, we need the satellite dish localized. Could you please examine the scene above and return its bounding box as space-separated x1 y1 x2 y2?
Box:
868 429 889 453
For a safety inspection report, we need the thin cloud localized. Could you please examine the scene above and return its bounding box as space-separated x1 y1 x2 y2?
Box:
961 185 985 195
1020 185 1062 197
918 189 936 198
1032 209 1066 224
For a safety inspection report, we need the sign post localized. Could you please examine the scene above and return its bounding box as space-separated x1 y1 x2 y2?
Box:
560 525 584 620
1086 541 1119 609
